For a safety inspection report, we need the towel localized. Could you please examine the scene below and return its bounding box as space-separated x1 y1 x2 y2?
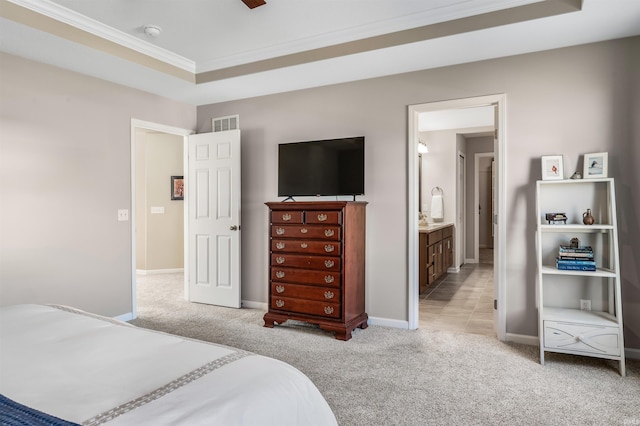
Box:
431 194 444 220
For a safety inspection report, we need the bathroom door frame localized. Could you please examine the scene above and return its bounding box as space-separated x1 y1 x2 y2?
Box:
407 94 506 341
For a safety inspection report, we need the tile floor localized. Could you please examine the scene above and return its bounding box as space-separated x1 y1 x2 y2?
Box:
419 248 495 336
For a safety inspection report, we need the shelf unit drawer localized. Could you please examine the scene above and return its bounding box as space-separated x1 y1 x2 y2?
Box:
543 320 620 357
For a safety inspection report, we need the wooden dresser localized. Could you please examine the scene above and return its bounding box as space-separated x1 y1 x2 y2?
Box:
263 201 368 340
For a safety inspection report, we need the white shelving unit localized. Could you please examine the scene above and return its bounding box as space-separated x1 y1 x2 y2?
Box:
536 178 625 375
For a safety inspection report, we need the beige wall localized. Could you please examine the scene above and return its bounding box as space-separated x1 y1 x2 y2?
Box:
0 53 196 317
1 37 638 349
197 37 640 348
135 131 184 272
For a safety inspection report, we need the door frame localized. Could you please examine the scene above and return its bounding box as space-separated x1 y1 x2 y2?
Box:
130 119 193 319
407 94 506 341
474 152 495 262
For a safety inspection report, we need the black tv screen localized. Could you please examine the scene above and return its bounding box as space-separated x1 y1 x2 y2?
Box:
278 137 365 197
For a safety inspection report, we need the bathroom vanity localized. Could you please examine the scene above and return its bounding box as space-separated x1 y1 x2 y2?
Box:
419 223 454 294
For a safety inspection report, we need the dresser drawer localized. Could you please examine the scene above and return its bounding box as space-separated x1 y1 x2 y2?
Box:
271 225 341 240
271 267 340 287
271 211 303 224
272 239 341 255
305 211 341 225
272 283 340 302
544 321 620 357
271 254 341 271
271 296 340 319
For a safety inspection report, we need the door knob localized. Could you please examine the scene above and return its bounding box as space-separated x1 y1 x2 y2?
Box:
230 225 239 231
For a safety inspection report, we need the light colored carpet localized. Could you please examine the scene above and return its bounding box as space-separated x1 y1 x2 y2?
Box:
130 273 640 426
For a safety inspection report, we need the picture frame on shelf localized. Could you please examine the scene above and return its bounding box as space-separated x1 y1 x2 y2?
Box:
541 155 564 180
171 175 184 200
583 152 608 179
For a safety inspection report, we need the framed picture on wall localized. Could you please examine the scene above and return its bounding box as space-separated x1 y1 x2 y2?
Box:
171 176 184 200
541 155 564 180
583 152 608 179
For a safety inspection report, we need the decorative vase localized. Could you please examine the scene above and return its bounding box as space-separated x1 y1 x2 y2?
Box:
582 209 595 225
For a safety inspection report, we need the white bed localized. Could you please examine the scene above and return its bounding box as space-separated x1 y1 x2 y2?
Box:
0 304 338 425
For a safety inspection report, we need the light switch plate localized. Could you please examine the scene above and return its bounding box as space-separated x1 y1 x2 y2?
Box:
151 206 165 214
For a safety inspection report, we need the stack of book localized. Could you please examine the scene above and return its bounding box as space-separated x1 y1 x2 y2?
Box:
545 213 567 225
557 245 595 271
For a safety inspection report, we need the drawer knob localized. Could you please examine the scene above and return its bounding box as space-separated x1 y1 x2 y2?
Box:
300 228 308 234
577 335 585 342
301 243 308 248
276 227 285 235
324 229 335 237
276 242 285 250
324 245 335 253
275 299 285 308
324 275 335 284
275 256 285 264
324 306 334 315
282 214 292 221
275 285 285 294
324 291 334 299
275 271 285 279
317 213 328 222
324 260 334 268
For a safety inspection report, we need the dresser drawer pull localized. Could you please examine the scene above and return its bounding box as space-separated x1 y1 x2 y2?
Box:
275 285 285 294
276 227 285 235
324 306 334 315
275 271 285 279
300 228 308 234
276 256 285 264
276 242 285 250
324 260 335 268
324 245 335 253
275 299 285 308
282 214 292 221
324 229 335 237
324 275 335 284
324 291 334 299
301 243 308 248
317 214 328 222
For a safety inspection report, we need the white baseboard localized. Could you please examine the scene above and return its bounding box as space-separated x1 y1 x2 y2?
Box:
447 266 461 274
505 333 539 346
625 347 640 360
368 316 409 330
242 300 268 310
136 268 184 275
465 258 478 264
115 312 134 322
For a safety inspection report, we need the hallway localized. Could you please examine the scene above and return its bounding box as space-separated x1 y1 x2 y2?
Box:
418 248 494 336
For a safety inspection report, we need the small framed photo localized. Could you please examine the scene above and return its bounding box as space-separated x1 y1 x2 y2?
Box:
583 152 608 179
541 155 564 180
171 176 184 200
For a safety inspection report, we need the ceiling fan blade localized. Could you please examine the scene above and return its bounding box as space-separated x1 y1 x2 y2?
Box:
241 0 266 9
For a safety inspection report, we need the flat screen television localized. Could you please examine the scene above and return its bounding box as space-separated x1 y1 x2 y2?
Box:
278 136 365 198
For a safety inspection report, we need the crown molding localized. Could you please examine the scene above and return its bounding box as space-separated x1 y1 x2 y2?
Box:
6 0 196 73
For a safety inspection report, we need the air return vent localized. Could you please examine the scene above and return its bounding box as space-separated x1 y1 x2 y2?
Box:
212 115 239 132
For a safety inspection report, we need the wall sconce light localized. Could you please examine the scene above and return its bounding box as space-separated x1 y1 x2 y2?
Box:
418 140 429 154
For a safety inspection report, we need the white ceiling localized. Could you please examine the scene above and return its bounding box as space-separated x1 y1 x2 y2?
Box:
2 0 640 106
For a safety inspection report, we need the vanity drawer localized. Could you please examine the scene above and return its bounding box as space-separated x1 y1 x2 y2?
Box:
271 282 341 302
272 239 341 255
271 225 341 240
305 211 341 225
271 254 341 271
427 229 443 245
271 267 340 287
543 321 620 356
271 211 303 224
270 296 341 319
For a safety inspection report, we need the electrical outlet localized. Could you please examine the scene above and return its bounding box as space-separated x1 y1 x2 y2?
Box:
580 299 591 311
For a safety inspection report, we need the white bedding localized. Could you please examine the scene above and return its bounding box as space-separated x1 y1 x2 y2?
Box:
0 304 338 425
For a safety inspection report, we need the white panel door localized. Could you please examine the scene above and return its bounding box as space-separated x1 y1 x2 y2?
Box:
187 130 241 308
